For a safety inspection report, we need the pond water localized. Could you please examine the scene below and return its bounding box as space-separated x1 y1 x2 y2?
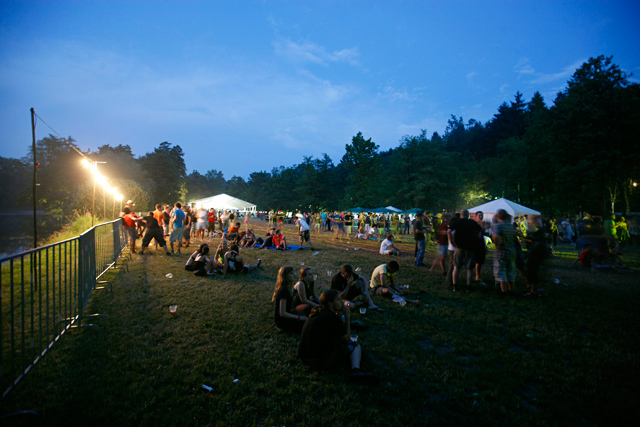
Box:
0 211 64 258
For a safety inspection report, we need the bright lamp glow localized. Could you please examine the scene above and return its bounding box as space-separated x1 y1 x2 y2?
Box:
83 158 125 202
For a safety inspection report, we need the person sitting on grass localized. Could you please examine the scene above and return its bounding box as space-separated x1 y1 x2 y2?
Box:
138 211 172 256
380 234 401 255
292 267 321 316
298 289 379 383
367 225 380 240
226 222 241 242
331 264 382 312
272 229 287 250
369 261 402 297
272 266 308 333
572 243 595 270
185 243 220 276
241 229 256 248
222 244 261 275
255 227 277 249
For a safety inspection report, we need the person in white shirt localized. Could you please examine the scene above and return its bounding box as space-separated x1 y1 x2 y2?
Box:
379 234 400 255
295 216 314 250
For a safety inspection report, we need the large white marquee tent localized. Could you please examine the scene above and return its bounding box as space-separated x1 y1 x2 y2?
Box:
188 193 257 213
468 198 540 222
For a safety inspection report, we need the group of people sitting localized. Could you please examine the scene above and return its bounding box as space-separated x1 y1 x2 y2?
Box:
183 240 262 276
271 261 418 383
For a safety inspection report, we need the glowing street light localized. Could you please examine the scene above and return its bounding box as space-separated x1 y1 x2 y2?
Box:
82 158 124 225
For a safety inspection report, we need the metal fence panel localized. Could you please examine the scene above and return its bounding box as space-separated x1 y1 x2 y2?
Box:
1 218 127 401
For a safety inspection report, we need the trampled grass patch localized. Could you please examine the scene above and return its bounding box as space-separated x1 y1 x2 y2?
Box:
2 221 639 426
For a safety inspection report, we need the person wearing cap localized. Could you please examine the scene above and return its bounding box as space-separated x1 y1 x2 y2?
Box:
413 211 426 267
125 200 135 209
295 215 314 250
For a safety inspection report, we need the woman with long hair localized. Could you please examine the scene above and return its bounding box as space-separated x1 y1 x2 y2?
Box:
272 266 307 333
292 267 320 316
184 243 218 276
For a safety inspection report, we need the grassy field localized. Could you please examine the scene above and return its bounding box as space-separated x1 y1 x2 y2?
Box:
2 220 640 426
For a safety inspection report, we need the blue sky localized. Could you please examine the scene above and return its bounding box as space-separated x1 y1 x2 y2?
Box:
1 0 639 179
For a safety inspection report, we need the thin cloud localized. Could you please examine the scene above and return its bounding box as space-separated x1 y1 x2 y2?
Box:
515 58 586 85
273 39 359 66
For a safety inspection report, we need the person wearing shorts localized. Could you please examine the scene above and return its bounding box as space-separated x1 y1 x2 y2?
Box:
195 206 207 241
448 209 482 292
491 209 518 294
295 216 314 250
169 202 185 254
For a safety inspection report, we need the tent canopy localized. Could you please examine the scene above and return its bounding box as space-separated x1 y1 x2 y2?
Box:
468 198 540 222
188 193 257 212
345 207 367 213
385 206 403 213
402 207 426 214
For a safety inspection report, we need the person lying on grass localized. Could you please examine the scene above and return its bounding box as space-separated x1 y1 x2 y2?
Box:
138 211 171 256
222 244 261 275
370 261 420 304
379 234 401 255
185 243 221 276
331 264 382 313
298 289 379 384
292 267 320 316
272 266 308 333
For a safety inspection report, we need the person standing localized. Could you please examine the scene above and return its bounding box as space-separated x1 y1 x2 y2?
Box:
448 209 482 292
195 206 207 242
139 211 171 256
295 216 314 250
413 211 426 267
492 209 518 295
169 202 185 254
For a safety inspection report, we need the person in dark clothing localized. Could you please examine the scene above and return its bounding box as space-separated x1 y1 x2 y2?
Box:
448 209 482 291
272 266 307 333
139 211 171 255
299 289 379 383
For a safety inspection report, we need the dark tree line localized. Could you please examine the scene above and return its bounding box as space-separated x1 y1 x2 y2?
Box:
1 56 638 219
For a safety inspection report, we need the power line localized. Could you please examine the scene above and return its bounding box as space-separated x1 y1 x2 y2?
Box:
33 112 88 159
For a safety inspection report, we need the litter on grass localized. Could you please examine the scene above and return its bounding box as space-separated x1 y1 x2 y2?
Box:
233 379 240 383
202 385 213 392
165 273 173 279
313 252 320 256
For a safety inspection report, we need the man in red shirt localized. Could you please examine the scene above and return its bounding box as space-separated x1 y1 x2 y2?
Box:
122 207 141 253
272 229 287 250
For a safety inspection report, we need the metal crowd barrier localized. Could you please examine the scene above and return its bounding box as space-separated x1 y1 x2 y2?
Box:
0 218 129 401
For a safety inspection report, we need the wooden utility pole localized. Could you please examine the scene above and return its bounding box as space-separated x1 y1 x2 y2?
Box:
31 108 38 248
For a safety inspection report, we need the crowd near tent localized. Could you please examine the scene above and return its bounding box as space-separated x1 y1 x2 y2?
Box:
188 193 257 213
468 198 540 223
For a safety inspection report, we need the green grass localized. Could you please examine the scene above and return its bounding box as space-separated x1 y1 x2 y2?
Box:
2 221 640 426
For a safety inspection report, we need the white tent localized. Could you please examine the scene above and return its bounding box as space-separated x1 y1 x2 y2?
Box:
188 193 257 213
468 198 540 223
385 206 403 213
